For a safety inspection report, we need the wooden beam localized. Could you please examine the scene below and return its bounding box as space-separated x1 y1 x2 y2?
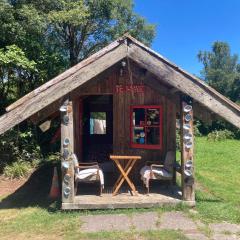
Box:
30 65 118 124
0 43 127 135
180 99 195 202
72 98 81 161
30 98 63 124
61 100 75 204
128 44 240 128
193 102 213 124
6 38 125 112
170 88 179 95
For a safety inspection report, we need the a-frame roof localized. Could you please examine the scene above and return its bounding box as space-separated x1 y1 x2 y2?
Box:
0 34 240 134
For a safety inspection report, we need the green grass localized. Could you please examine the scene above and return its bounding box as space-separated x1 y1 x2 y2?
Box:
70 230 189 240
79 202 189 217
0 207 188 239
3 160 32 179
194 137 240 223
0 137 239 238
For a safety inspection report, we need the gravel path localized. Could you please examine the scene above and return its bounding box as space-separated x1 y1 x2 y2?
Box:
80 211 240 240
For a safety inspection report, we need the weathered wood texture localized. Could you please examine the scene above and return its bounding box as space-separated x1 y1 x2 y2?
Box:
62 189 188 210
6 38 125 112
61 62 176 182
29 65 117 125
1 35 240 136
73 99 81 161
0 44 127 135
180 100 195 202
61 100 75 203
30 98 63 124
112 62 177 182
127 34 240 111
128 43 240 128
62 183 195 210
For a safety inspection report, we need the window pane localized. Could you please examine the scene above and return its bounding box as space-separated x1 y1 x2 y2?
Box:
133 127 145 144
133 108 145 126
146 127 160 145
146 108 160 126
90 112 106 134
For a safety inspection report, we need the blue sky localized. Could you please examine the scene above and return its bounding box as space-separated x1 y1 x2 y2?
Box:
134 0 240 76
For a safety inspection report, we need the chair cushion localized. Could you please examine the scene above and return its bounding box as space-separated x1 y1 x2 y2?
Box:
75 168 104 187
140 166 172 188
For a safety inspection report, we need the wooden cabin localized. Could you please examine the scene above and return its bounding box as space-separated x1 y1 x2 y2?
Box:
0 35 240 210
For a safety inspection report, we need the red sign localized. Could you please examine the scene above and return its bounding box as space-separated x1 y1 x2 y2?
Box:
116 85 145 94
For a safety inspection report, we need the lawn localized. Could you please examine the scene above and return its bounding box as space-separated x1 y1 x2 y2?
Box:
194 137 240 223
0 137 239 239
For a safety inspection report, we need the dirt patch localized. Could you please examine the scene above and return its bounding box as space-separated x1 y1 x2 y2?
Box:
0 176 28 197
0 164 56 209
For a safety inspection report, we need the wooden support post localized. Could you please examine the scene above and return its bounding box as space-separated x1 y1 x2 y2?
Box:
180 98 195 202
72 99 82 161
61 100 75 204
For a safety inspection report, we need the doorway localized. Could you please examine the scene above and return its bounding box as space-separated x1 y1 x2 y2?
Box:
82 95 113 171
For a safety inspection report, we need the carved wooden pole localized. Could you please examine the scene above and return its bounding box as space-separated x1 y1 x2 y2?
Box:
180 97 195 203
61 100 75 205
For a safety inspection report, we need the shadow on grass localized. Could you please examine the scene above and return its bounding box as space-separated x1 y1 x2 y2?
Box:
0 163 61 212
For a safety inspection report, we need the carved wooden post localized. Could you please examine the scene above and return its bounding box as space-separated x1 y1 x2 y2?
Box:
180 97 195 203
61 100 75 205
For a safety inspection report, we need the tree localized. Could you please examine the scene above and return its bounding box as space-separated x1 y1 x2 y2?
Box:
46 0 156 66
0 0 156 158
198 42 240 102
0 45 36 113
1 0 155 97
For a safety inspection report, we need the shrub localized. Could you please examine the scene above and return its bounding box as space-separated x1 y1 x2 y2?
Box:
194 120 202 137
40 152 61 166
0 127 43 174
3 160 32 179
207 129 234 141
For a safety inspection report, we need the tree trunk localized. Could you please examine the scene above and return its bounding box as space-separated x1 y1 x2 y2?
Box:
69 25 78 67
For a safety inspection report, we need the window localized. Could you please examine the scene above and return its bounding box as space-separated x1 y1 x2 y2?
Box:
90 112 106 135
130 106 163 149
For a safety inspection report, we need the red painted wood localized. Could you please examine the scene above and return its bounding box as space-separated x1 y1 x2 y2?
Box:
130 105 163 150
79 98 83 161
115 84 145 94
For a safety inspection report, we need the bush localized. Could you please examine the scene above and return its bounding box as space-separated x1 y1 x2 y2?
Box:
207 129 234 141
194 120 202 137
0 127 43 174
3 160 32 179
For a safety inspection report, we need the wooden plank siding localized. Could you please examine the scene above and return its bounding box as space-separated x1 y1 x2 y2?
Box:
67 62 177 181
